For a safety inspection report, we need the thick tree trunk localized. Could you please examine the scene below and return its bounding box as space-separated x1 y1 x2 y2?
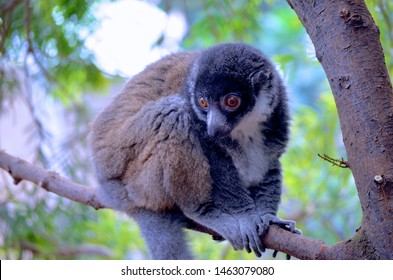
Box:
287 0 393 259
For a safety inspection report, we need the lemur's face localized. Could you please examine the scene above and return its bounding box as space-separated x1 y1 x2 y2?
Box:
191 74 256 138
187 44 276 139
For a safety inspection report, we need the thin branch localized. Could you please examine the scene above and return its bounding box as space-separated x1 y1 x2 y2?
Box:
0 150 104 210
318 153 350 168
263 225 331 259
0 150 335 259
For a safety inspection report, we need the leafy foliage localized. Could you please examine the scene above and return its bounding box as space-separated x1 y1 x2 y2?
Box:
0 0 114 259
182 0 262 48
0 0 109 106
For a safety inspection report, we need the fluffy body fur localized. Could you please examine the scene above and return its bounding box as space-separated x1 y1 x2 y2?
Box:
89 43 299 259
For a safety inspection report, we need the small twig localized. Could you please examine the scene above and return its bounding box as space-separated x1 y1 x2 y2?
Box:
317 153 350 168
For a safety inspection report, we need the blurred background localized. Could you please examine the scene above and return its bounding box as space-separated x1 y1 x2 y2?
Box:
0 0 391 259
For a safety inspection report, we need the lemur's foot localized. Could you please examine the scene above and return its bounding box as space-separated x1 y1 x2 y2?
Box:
261 213 302 260
261 213 302 235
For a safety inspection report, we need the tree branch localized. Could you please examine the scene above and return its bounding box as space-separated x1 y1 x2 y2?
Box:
0 150 332 259
0 150 104 210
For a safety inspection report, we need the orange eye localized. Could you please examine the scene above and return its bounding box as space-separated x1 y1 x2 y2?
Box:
199 97 208 109
225 95 241 109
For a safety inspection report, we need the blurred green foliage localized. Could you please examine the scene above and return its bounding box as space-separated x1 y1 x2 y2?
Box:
367 0 393 74
0 0 109 107
282 93 360 245
0 0 391 259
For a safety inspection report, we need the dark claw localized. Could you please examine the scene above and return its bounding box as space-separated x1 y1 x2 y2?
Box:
212 235 225 241
254 249 262 258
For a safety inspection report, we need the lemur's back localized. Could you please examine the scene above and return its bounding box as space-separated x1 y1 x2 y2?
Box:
91 52 195 145
89 52 211 213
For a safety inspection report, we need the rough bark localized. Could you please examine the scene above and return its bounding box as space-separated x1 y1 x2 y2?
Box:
288 0 393 259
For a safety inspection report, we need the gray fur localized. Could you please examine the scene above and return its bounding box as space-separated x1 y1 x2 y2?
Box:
89 43 300 260
133 209 193 259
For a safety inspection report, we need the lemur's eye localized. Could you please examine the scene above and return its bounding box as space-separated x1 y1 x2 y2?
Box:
224 95 241 110
198 97 209 109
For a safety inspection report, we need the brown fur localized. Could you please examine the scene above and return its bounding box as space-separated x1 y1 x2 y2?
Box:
89 52 211 213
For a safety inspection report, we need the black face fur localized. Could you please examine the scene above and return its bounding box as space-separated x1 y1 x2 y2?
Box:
194 74 256 133
186 43 275 139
